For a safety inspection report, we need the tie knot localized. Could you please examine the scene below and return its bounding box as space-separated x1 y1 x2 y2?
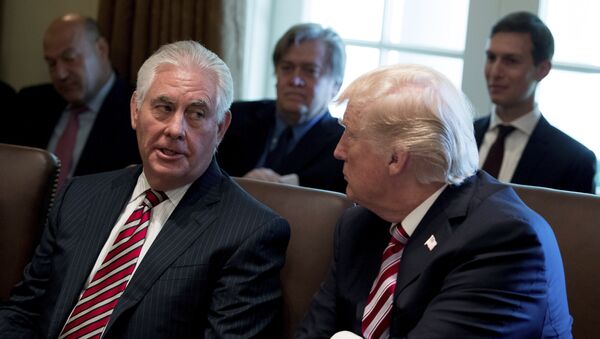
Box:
143 189 168 208
390 223 409 246
69 105 88 116
496 125 515 139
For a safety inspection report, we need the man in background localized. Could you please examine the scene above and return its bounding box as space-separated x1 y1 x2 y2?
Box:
0 40 289 338
8 13 139 186
475 11 596 193
217 23 346 193
295 64 571 338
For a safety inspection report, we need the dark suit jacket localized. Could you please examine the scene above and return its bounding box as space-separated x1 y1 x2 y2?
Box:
0 161 290 338
295 171 572 338
217 100 346 193
475 115 596 193
5 77 140 175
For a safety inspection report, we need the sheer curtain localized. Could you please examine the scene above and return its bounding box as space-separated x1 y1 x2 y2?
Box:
97 0 245 96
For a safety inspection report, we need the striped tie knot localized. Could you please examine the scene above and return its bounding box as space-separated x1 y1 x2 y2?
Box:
143 189 168 208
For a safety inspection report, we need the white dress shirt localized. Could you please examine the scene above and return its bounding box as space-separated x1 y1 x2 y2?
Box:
478 106 541 182
83 172 190 287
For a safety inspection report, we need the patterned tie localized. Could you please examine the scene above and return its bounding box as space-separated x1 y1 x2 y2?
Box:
265 126 293 171
55 106 87 188
362 224 409 339
482 125 516 178
59 189 168 339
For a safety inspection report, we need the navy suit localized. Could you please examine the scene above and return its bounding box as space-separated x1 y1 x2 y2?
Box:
0 161 290 338
217 100 346 193
295 171 572 338
475 115 596 194
5 77 140 175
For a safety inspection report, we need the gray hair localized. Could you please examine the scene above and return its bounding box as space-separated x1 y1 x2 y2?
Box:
338 64 478 185
273 23 346 89
135 40 233 122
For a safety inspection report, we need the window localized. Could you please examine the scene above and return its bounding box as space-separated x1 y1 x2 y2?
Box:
302 0 470 116
537 0 600 182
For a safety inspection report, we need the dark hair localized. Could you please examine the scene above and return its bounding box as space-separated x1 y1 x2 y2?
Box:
491 11 554 65
272 23 346 87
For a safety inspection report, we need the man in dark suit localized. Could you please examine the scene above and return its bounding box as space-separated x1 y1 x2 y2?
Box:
475 11 596 194
217 23 346 193
295 64 572 338
0 41 290 338
7 13 139 186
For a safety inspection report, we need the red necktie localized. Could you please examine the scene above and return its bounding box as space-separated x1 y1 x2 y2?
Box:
482 125 516 178
362 224 409 339
59 189 168 339
55 106 86 188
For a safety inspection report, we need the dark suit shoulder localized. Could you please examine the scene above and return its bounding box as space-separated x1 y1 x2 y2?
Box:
536 118 596 160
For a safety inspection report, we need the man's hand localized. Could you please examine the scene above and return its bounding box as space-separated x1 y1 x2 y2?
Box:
244 168 299 185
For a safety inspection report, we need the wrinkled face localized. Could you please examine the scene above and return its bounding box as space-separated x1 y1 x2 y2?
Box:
43 22 107 105
485 32 549 111
275 40 339 125
334 106 388 206
131 64 231 191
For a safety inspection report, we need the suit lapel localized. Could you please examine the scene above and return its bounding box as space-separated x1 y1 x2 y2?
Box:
280 113 337 172
49 167 139 337
474 117 490 148
511 117 550 184
104 161 225 333
394 176 476 296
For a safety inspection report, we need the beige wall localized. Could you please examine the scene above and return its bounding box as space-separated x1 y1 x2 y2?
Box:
0 0 98 90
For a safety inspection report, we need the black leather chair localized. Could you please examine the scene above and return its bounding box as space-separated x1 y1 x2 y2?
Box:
0 143 59 301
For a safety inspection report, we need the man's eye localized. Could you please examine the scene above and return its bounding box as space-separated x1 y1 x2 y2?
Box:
303 67 320 77
157 105 172 112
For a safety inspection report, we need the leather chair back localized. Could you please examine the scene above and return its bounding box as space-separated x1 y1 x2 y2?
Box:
511 184 600 339
234 177 353 339
0 143 59 301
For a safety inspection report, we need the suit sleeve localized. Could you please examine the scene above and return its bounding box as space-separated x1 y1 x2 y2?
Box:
204 216 290 339
563 148 597 194
293 219 343 339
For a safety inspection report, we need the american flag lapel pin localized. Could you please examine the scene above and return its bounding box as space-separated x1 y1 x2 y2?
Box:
424 235 437 251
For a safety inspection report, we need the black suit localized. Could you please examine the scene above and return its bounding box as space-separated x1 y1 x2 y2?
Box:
6 77 140 175
217 100 346 193
295 172 572 338
475 115 596 193
0 161 290 338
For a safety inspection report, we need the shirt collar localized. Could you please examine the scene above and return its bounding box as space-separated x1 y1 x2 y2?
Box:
133 171 191 207
397 184 448 237
75 72 116 114
490 105 541 136
274 110 327 142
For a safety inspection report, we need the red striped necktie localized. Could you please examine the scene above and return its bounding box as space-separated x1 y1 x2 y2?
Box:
59 189 168 339
362 224 409 339
55 105 87 188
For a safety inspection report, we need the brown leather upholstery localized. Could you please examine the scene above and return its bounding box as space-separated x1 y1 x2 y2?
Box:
511 184 600 339
0 143 59 301
233 177 353 339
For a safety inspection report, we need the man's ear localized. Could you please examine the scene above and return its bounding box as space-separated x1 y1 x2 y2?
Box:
130 92 138 130
217 110 232 143
96 37 110 59
536 60 551 81
388 147 408 176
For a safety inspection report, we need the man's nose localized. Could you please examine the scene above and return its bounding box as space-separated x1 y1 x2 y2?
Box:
164 112 186 140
